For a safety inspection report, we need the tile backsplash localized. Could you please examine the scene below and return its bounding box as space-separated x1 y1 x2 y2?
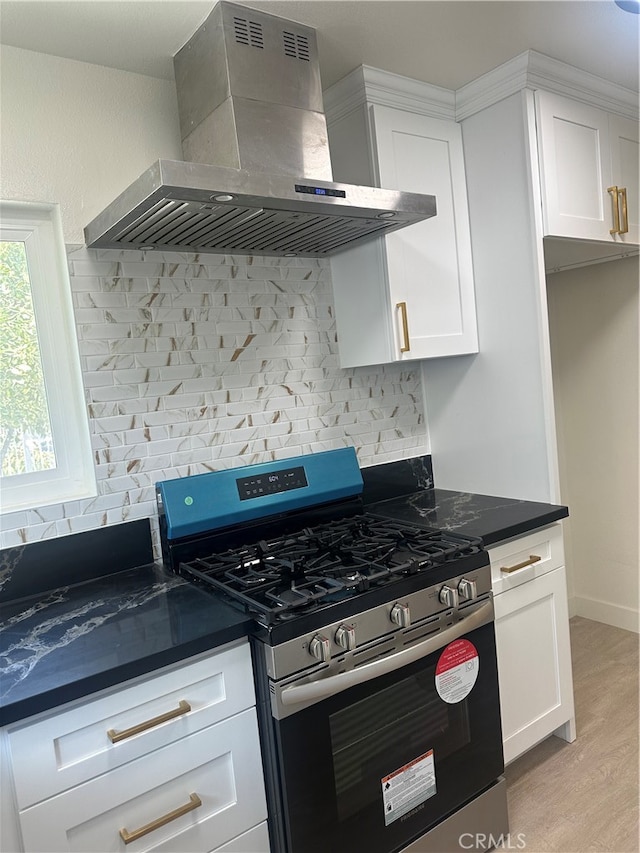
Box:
0 247 428 556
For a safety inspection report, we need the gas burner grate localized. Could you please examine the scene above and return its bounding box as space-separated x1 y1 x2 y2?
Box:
179 514 483 625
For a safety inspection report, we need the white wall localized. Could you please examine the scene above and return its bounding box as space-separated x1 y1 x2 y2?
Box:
547 256 639 633
0 45 183 244
0 46 430 556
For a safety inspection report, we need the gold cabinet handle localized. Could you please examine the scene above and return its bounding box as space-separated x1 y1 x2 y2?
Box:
107 700 191 743
397 301 410 353
119 793 202 844
500 554 542 574
608 186 621 234
619 187 629 234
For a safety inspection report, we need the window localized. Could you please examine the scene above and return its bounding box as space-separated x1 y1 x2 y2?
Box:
0 201 96 513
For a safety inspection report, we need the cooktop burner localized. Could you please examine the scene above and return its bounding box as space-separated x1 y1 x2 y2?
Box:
179 514 484 625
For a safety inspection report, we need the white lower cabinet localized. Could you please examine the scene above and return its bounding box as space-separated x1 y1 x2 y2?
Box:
3 641 269 853
490 525 576 765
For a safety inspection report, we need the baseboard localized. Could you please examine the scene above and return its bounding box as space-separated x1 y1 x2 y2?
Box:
572 595 639 634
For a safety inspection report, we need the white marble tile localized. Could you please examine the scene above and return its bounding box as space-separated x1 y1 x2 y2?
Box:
5 246 430 554
82 370 116 389
78 323 132 340
107 339 159 354
106 502 157 525
71 259 123 276
94 443 150 463
89 384 141 402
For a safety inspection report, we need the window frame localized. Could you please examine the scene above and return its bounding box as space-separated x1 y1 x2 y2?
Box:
0 200 96 513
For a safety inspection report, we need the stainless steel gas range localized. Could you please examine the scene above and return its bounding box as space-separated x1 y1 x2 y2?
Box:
157 448 508 853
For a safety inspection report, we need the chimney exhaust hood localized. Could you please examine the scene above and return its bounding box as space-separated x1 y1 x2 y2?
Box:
84 2 436 258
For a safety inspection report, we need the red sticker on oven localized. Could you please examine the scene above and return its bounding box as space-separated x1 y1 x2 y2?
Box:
435 639 479 704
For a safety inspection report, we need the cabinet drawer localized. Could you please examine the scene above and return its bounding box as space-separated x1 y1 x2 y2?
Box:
488 523 564 596
8 641 254 809
18 708 267 853
211 821 270 853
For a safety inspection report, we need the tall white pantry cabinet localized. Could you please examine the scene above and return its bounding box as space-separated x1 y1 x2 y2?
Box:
419 51 638 504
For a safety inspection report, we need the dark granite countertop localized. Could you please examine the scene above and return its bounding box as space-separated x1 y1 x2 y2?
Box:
0 563 251 726
368 488 568 545
0 521 253 727
1 467 567 727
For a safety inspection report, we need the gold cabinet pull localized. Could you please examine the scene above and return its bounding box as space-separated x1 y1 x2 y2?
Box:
119 793 202 844
619 187 629 234
608 186 621 234
500 554 542 574
107 700 191 743
397 301 410 353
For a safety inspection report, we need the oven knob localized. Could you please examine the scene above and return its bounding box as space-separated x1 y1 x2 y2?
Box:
439 585 459 609
309 634 331 663
335 625 357 651
458 577 478 601
390 602 411 628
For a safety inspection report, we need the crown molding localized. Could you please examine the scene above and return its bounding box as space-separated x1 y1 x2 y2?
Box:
323 65 455 125
456 50 639 121
325 51 638 127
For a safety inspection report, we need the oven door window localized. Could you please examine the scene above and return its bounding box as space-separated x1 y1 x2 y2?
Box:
330 666 469 824
270 621 503 853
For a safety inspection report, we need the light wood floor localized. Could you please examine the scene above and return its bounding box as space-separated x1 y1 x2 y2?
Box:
505 616 639 852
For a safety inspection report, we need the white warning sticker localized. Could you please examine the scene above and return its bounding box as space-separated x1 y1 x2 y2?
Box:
435 639 479 704
381 750 436 826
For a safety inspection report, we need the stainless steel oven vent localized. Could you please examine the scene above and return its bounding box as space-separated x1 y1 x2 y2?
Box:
84 1 436 257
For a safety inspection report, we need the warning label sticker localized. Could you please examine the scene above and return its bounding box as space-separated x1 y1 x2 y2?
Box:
381 750 436 826
435 639 479 704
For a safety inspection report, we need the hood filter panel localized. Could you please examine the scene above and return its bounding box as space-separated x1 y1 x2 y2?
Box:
111 197 398 256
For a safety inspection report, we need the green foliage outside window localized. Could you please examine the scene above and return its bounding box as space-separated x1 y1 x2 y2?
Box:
0 240 56 476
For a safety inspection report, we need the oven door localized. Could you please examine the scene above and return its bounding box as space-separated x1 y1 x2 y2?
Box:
256 601 504 853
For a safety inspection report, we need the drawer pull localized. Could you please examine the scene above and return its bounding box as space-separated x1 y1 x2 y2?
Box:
119 793 202 844
500 554 542 574
107 699 191 743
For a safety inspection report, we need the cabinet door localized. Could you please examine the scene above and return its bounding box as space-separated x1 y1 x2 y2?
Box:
371 106 478 359
536 91 614 241
494 567 575 765
609 114 639 243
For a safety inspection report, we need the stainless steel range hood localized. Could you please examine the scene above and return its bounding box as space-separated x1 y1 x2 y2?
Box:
84 1 436 258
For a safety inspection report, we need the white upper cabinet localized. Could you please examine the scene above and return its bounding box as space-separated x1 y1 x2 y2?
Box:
536 91 639 244
326 71 478 368
610 113 640 242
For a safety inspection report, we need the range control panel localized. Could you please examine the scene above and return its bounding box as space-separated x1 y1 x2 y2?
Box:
156 446 363 540
237 466 308 501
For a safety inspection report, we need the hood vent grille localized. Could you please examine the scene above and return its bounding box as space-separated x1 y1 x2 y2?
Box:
283 31 311 61
233 16 264 49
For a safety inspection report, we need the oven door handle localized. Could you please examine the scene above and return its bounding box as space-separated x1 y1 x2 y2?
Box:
280 599 493 708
